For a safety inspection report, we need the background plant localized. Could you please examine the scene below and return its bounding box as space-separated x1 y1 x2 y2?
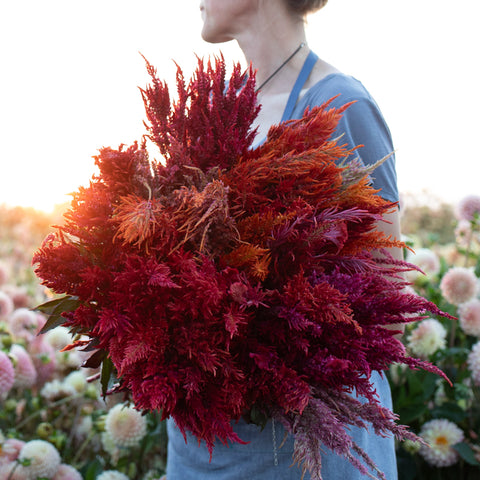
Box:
390 194 480 480
0 204 167 480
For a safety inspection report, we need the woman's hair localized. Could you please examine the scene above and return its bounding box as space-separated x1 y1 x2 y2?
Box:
285 0 328 15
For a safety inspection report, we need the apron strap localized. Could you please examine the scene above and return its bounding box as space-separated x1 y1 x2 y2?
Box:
281 50 319 122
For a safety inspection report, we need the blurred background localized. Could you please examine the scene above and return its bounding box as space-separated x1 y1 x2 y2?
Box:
0 0 478 213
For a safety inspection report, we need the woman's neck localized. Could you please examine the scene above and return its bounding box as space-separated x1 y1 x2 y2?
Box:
234 8 308 95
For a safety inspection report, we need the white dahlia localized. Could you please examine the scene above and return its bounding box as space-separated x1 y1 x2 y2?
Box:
419 419 464 467
96 470 130 480
467 341 480 385
16 439 61 479
407 318 447 358
52 463 83 480
105 403 147 448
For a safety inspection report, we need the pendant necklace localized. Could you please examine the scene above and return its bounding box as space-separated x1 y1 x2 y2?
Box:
255 42 306 92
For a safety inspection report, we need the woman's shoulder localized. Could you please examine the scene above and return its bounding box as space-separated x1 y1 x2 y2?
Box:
301 72 376 112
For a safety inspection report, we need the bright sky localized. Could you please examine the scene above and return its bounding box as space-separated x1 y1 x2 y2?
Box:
1 0 478 212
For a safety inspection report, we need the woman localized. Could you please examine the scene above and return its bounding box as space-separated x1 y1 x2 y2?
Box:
166 1 401 478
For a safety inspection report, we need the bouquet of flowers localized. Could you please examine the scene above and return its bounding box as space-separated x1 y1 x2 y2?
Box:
33 57 451 480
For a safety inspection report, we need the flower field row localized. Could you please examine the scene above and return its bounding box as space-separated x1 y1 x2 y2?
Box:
1 192 480 480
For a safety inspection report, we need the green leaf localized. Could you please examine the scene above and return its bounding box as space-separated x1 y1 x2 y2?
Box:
101 356 115 398
431 403 467 423
453 442 480 466
398 403 428 424
35 296 81 334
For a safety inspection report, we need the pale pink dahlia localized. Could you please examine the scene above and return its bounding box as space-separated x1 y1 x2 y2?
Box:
419 419 464 467
405 248 441 281
8 308 39 342
456 194 480 222
52 463 83 480
458 299 480 337
455 220 473 247
96 470 130 480
0 438 25 462
16 439 61 479
0 351 15 397
467 341 480 385
10 344 37 389
0 291 14 319
105 403 147 448
0 263 8 286
29 335 57 387
407 318 447 358
440 267 478 306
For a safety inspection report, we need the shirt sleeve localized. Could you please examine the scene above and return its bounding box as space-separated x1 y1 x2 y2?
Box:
330 95 399 203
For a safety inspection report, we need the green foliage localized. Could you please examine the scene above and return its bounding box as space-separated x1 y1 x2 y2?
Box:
389 208 480 479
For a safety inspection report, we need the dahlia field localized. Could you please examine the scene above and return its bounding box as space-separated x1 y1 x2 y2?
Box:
1 194 480 479
0 205 167 480
390 194 480 480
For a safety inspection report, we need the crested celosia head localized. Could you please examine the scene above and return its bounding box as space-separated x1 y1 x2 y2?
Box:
419 419 464 467
52 463 83 480
96 470 130 480
0 291 14 319
31 57 455 480
0 350 15 397
10 344 37 389
405 248 440 281
467 341 480 385
407 318 447 358
455 194 480 222
458 299 480 337
440 267 478 306
105 403 148 448
16 439 61 479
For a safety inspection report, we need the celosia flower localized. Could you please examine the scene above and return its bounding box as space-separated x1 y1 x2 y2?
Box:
455 194 480 222
105 403 147 448
32 57 453 480
467 341 480 385
16 439 61 480
52 463 83 480
0 291 14 319
405 248 440 281
0 351 15 397
458 299 480 337
96 470 130 480
407 318 447 358
10 344 37 389
440 267 478 306
419 419 464 467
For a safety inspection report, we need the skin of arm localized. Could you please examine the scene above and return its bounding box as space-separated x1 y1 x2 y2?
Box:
374 208 406 338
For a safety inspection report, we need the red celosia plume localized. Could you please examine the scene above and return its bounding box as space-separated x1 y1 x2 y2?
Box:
32 56 452 480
